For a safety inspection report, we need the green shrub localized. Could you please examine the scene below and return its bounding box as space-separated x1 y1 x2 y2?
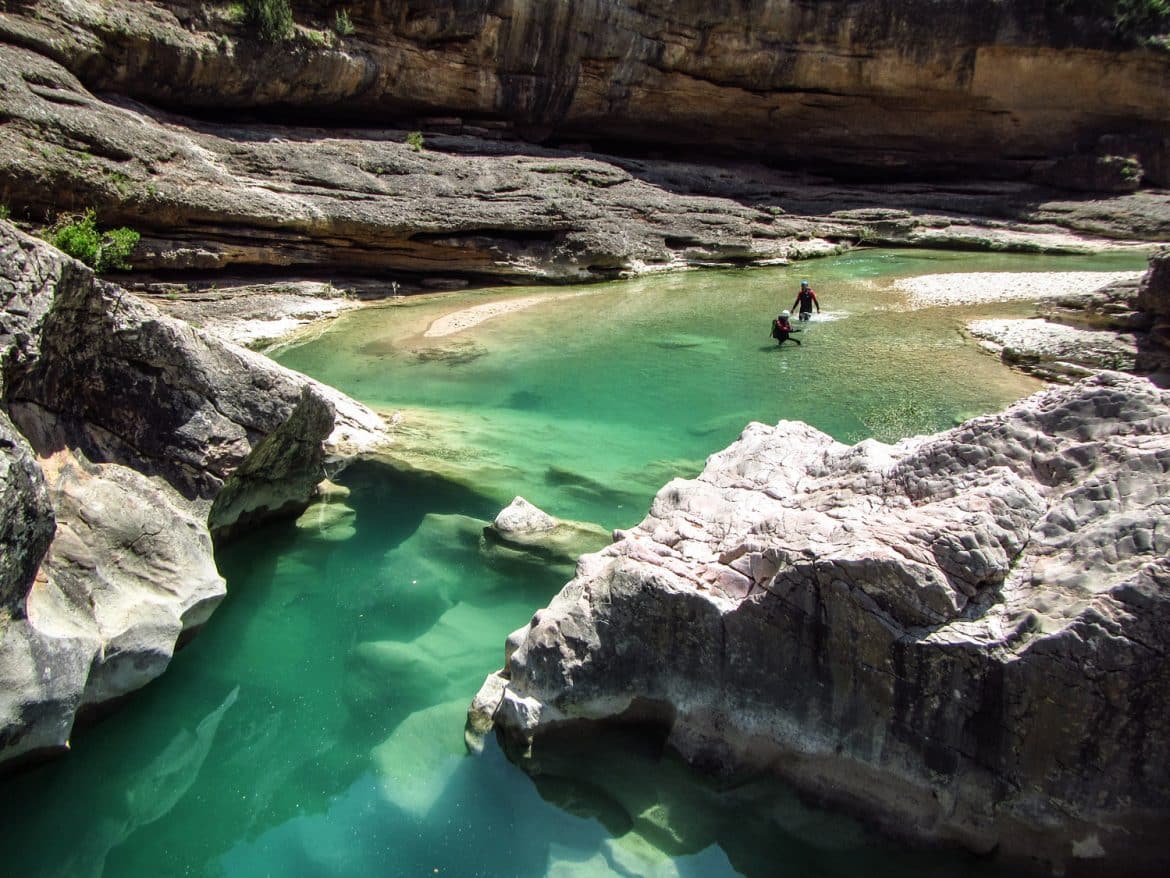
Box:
334 9 355 37
1059 0 1170 39
47 210 140 272
243 0 293 43
100 226 141 271
0 204 10 221
406 131 425 152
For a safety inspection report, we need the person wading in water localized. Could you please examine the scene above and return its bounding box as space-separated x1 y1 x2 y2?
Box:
791 279 820 321
771 310 801 346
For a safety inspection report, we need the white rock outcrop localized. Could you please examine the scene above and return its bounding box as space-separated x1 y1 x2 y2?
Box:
0 221 388 766
473 372 1170 875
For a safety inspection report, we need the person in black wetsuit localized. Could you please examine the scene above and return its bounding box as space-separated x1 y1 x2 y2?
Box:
771 310 801 346
791 279 820 321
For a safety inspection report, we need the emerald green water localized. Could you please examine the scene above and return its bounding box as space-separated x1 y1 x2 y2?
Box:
0 249 1145 876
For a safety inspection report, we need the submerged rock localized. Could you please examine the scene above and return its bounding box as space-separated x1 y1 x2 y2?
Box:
483 496 612 569
473 373 1170 875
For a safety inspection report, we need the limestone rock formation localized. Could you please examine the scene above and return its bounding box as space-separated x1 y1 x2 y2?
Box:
0 410 54 616
0 1 1167 285
1137 248 1170 359
473 372 1170 875
0 220 387 767
968 318 1142 381
5 0 1169 182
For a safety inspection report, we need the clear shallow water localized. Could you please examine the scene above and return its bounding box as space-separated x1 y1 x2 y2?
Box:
0 249 1145 877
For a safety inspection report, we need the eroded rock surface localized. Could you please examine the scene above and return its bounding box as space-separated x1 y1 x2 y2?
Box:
5 0 1169 182
1138 248 1170 360
474 372 1170 875
0 2 1167 284
0 410 54 615
0 220 387 766
968 318 1141 381
483 496 612 571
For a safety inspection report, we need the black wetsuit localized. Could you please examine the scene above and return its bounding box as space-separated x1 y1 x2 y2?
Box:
771 318 801 346
792 288 819 320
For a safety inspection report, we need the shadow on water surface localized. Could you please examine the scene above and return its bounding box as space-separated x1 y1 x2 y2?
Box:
502 721 1025 878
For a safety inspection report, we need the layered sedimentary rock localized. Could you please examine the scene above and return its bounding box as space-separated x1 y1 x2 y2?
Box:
0 2 1167 281
0 220 386 766
473 372 1170 875
5 0 1169 181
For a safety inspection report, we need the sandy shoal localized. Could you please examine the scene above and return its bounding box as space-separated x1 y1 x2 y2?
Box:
424 292 583 338
893 271 1143 308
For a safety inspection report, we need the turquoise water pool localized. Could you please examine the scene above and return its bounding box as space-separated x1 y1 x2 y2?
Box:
0 249 1144 876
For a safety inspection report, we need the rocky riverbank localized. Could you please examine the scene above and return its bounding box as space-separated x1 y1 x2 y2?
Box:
0 220 388 768
965 248 1170 383
472 371 1170 875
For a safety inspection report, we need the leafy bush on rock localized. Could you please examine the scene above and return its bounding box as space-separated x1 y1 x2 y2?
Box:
334 9 355 36
47 210 140 272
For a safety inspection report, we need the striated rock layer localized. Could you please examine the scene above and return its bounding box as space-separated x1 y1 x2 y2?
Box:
0 220 387 767
0 1 1167 282
474 372 1170 875
5 0 1169 182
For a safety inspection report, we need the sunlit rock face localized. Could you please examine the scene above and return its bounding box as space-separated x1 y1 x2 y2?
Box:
0 221 383 767
967 248 1170 384
476 372 1170 875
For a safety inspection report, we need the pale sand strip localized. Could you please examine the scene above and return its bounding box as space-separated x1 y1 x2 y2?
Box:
893 271 1143 308
424 291 591 338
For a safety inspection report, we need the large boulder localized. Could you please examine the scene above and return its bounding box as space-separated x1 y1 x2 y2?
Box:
1137 248 1170 366
0 220 386 766
474 372 1170 875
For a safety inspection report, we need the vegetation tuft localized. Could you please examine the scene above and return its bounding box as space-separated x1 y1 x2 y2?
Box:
46 210 140 272
334 9 355 37
406 131 425 152
243 0 293 43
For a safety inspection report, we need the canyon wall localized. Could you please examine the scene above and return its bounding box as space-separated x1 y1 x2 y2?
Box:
5 0 1167 181
1 1 1167 280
